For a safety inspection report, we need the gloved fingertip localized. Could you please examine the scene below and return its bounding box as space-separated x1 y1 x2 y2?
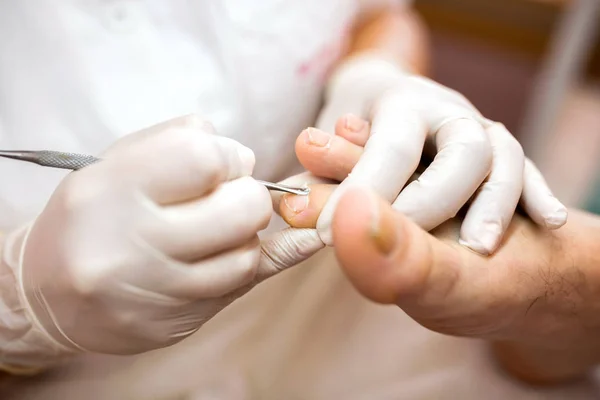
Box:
459 219 503 256
235 145 256 176
543 205 568 229
317 225 334 247
458 238 492 257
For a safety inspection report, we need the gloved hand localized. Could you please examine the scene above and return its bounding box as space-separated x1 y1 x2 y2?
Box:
278 119 600 385
0 115 323 371
313 54 567 255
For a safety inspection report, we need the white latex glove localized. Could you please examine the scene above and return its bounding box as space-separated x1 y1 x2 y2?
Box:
315 54 567 255
0 115 323 371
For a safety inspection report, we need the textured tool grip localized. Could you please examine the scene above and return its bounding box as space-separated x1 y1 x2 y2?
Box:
36 151 101 170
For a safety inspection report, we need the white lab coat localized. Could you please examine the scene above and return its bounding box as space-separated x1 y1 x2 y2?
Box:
1 1 598 399
0 0 356 229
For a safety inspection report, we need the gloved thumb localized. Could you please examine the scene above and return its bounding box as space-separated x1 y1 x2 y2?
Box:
255 228 324 283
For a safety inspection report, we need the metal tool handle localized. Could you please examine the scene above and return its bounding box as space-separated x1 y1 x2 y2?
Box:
0 150 100 170
34 151 101 170
0 150 310 195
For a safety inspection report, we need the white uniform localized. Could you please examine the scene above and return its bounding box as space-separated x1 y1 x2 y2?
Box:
0 0 355 229
1 1 598 399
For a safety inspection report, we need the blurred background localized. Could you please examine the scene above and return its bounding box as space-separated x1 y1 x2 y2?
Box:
413 0 600 214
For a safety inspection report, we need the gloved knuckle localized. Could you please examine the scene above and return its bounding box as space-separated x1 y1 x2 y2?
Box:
197 143 226 183
68 262 106 298
59 172 86 196
234 245 261 285
487 120 507 131
508 139 525 161
375 135 421 164
453 135 492 165
449 89 476 109
404 75 479 111
376 89 409 110
177 132 226 183
464 133 490 149
237 177 272 225
487 178 520 192
112 309 143 332
427 81 477 109
58 173 106 211
499 135 525 160
177 114 215 133
404 74 432 91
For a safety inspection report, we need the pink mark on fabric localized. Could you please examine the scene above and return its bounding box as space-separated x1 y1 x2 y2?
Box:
297 23 352 83
298 62 311 76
